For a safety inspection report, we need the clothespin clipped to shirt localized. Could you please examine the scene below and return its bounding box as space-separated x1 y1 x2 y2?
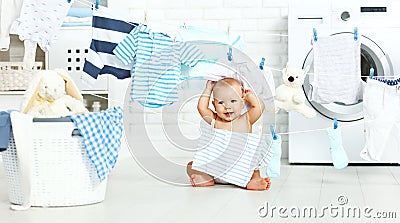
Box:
95 0 100 9
143 10 148 25
333 118 338 129
259 58 265 70
227 47 233 61
67 0 71 3
369 68 374 79
313 28 318 42
270 125 278 140
354 27 358 41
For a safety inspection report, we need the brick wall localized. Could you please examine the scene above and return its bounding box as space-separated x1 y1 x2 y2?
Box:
108 0 290 158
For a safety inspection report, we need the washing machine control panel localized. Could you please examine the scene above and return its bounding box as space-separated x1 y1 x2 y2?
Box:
361 7 387 13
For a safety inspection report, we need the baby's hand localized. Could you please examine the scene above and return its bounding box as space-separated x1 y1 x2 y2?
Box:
243 89 252 101
206 80 216 90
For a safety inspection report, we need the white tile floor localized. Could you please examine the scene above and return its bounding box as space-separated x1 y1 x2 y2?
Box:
1 157 400 223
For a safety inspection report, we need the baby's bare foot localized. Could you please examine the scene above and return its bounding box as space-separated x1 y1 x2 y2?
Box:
190 174 214 187
246 177 271 191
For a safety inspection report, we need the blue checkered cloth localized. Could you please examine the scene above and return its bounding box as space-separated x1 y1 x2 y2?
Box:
70 106 123 181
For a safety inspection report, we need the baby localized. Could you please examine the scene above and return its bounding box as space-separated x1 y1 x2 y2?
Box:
186 78 271 190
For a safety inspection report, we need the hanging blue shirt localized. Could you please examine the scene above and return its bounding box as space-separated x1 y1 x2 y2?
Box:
113 24 204 108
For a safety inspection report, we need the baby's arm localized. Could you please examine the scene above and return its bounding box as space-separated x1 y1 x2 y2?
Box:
244 90 265 124
197 80 216 124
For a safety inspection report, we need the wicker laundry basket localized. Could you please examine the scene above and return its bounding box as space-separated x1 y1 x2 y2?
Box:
1 118 107 207
0 62 43 91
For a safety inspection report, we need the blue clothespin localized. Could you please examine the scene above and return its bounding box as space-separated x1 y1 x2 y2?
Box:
227 47 233 61
333 118 338 129
259 58 265 70
270 125 278 140
95 0 100 9
354 27 358 41
67 0 71 3
369 68 374 79
313 28 318 42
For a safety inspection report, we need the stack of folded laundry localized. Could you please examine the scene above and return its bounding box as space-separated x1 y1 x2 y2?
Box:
62 8 92 27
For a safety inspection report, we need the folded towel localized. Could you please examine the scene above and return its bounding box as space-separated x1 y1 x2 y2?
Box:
67 8 92 18
311 34 362 104
62 16 92 27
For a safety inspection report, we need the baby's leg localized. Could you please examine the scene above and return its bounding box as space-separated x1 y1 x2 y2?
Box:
186 161 214 187
246 170 271 191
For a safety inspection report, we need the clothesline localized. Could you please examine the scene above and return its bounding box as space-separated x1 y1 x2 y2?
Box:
73 0 399 78
87 92 368 138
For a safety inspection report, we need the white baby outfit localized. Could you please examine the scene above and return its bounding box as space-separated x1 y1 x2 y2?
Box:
10 0 72 69
360 78 400 161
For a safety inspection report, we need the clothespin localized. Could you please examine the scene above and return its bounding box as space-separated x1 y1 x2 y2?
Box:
333 118 338 129
259 58 265 70
95 0 100 9
67 0 71 3
270 125 278 140
369 68 374 79
313 28 318 42
227 47 233 61
144 10 148 25
354 27 358 41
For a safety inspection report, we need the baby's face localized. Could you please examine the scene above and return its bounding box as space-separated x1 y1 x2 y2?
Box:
212 83 244 122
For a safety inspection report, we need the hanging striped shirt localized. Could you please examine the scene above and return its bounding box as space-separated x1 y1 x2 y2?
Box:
192 121 274 188
113 24 204 108
82 7 137 87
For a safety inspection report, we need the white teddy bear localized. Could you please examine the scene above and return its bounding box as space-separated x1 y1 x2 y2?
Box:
275 65 316 118
22 69 89 118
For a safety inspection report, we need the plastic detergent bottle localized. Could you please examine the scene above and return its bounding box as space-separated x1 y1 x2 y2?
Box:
92 101 101 112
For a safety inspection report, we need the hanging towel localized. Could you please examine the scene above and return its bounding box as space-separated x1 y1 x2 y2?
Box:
0 0 23 51
0 111 11 151
113 24 204 108
327 127 348 169
192 120 273 188
70 106 124 181
266 135 282 178
360 78 400 161
179 25 245 78
311 34 362 104
82 6 137 86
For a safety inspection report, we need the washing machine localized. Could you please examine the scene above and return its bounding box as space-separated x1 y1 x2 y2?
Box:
288 0 400 163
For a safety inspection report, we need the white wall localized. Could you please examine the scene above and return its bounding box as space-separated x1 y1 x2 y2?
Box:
108 0 290 158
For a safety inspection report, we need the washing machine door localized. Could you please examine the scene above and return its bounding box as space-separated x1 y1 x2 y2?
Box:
302 32 393 122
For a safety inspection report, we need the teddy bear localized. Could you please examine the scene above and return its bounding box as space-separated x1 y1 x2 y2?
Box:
21 69 89 118
274 65 316 118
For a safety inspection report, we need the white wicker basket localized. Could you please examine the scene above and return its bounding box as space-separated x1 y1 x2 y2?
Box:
0 62 43 91
1 118 107 207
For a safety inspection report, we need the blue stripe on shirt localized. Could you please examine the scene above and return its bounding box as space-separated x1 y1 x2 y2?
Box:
93 16 136 33
90 40 118 54
100 65 131 79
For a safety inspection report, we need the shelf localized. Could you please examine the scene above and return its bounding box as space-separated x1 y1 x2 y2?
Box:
0 91 25 95
0 90 108 96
